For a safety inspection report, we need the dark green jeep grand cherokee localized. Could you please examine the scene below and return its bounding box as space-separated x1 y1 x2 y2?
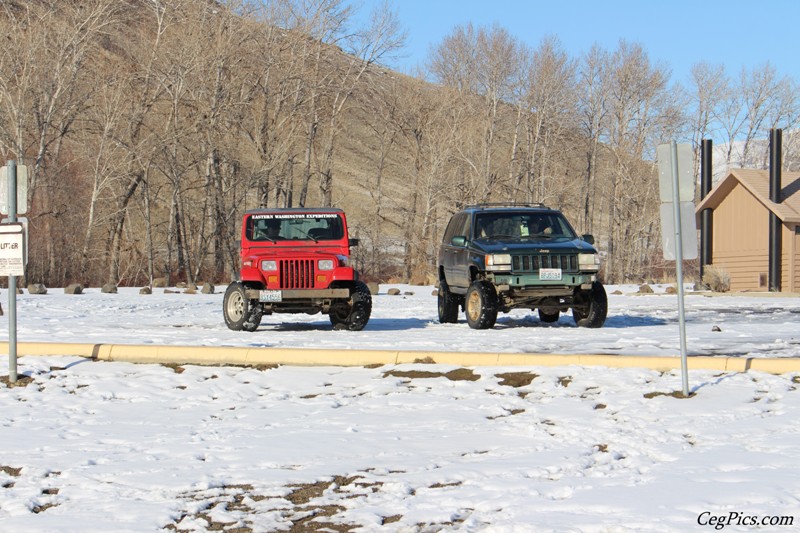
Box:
437 204 607 329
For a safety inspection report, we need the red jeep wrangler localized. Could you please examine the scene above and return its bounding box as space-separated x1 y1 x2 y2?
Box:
223 208 371 331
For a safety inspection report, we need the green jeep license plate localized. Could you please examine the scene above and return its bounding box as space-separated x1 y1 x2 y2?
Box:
259 290 283 302
539 268 562 281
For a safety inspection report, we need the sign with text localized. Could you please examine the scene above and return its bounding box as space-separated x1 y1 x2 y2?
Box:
0 223 25 276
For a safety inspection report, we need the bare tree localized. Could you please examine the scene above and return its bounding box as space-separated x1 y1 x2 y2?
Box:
473 24 519 202
398 84 459 279
603 40 675 283
240 0 306 210
357 74 406 277
428 23 520 203
288 0 351 207
103 0 174 285
715 69 746 170
75 76 128 283
427 23 479 93
0 0 120 283
688 62 727 180
770 78 800 170
576 44 611 234
519 35 577 205
166 1 261 283
694 63 799 175
739 63 783 167
314 0 405 206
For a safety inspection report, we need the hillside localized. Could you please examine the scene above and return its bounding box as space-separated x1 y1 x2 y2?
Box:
3 0 795 288
0 0 602 286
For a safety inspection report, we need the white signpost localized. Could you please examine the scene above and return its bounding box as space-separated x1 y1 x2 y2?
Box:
1 161 27 383
657 142 697 397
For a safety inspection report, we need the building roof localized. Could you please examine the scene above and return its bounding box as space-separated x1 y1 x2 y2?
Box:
695 168 800 223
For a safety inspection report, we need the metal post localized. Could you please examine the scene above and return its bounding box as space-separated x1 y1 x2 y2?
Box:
7 160 17 383
670 142 689 397
700 139 713 281
768 129 782 292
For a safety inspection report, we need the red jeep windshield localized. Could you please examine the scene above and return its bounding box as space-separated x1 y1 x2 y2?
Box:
246 213 344 242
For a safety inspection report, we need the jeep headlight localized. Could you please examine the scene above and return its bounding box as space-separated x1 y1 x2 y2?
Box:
318 259 335 271
486 253 512 271
261 260 277 271
578 253 599 271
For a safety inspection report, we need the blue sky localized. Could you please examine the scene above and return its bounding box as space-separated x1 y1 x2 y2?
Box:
351 0 799 87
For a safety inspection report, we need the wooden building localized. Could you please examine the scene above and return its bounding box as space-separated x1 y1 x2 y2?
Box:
695 168 800 292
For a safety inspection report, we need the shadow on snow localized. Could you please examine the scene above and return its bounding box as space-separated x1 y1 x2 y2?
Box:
256 317 431 332
241 313 667 333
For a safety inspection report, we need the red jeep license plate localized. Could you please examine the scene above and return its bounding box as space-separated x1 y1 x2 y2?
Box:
259 290 283 302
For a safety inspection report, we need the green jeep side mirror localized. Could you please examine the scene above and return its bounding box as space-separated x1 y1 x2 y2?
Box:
451 236 467 247
582 234 595 245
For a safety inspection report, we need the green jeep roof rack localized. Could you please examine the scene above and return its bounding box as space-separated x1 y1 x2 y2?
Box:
465 202 548 209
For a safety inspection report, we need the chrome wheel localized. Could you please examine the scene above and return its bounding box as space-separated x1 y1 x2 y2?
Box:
226 289 245 322
464 280 498 329
466 290 481 323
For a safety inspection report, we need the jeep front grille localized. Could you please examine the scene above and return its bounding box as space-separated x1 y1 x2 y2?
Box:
512 254 578 272
279 259 315 289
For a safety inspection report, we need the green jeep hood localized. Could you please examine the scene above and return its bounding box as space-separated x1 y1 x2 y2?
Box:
473 238 596 254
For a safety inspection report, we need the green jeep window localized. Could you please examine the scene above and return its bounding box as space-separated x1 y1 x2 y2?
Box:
474 212 577 240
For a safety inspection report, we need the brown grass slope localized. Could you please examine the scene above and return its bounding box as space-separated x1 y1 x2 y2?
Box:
1 0 613 285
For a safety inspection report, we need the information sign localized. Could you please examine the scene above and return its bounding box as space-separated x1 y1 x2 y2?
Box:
0 223 24 276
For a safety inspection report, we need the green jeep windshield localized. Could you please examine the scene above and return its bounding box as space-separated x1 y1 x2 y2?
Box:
473 212 576 241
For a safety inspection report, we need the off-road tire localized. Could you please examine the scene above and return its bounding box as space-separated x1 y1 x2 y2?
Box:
223 282 262 332
572 281 608 328
538 309 560 323
329 281 372 331
465 280 498 330
438 280 461 324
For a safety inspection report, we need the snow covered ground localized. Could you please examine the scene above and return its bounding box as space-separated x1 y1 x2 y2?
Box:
1 284 799 531
3 283 800 358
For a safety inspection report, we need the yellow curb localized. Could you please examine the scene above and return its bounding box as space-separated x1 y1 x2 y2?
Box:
1 342 799 375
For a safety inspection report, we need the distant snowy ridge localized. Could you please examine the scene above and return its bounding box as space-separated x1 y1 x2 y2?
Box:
710 128 800 183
